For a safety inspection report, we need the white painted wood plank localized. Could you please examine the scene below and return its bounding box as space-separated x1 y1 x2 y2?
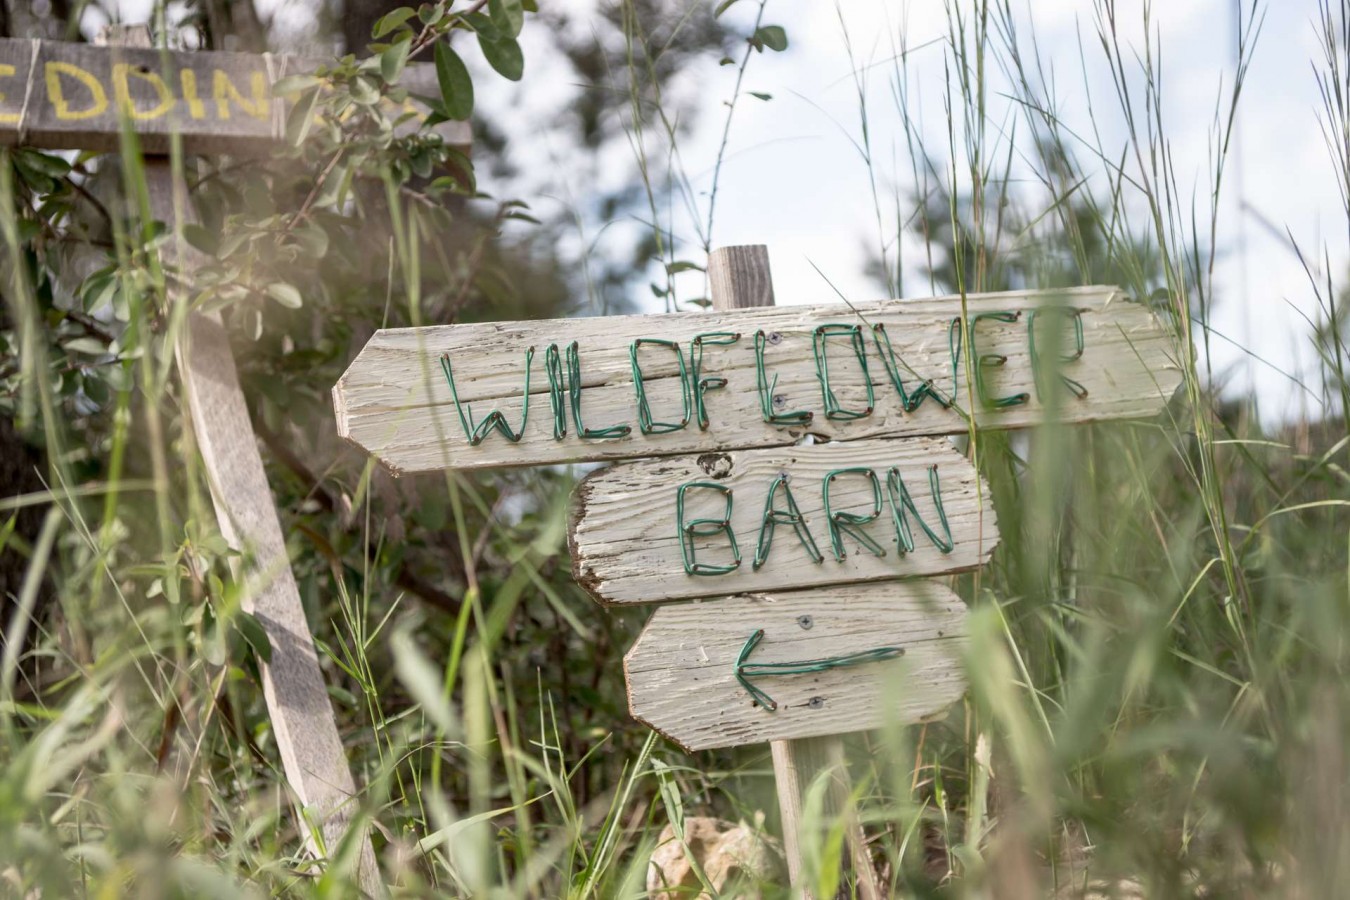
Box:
569 437 997 606
624 582 969 751
333 285 1181 473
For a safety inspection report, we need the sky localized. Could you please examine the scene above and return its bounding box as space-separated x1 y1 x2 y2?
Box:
470 0 1345 422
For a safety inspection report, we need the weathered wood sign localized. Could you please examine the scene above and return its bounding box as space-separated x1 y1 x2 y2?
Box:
333 235 1181 895
0 37 469 153
333 285 1180 473
569 437 997 605
624 582 968 751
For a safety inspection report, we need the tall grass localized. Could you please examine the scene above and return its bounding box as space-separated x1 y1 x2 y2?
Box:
2 0 1349 898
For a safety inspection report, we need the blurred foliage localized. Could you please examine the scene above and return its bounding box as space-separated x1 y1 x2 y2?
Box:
2 0 1350 898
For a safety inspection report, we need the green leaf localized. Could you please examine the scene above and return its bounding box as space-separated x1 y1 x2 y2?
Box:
372 6 417 38
267 282 303 309
234 612 272 664
272 74 322 95
381 37 412 83
434 41 474 120
285 86 321 146
293 222 329 258
714 0 740 16
12 158 54 194
350 74 380 105
478 34 524 81
719 56 735 66
748 91 772 101
463 11 499 39
666 260 704 274
17 149 71 179
65 337 107 355
489 0 524 37
183 223 219 256
753 25 788 52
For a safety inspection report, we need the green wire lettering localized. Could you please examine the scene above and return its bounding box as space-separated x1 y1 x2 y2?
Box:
676 481 741 576
753 474 824 570
688 332 740 431
545 344 567 440
970 311 1031 410
440 348 533 446
1027 308 1088 401
630 338 692 435
567 341 632 440
823 467 887 561
886 464 955 554
755 330 813 427
812 323 875 421
872 322 952 411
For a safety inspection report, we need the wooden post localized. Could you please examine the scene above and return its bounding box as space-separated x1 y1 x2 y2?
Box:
707 245 882 900
96 24 382 896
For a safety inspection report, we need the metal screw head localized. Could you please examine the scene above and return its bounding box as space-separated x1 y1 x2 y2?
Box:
807 696 825 709
797 615 814 630
773 394 787 408
767 331 782 345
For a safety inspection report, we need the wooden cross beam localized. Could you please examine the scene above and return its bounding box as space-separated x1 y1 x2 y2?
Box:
4 24 470 894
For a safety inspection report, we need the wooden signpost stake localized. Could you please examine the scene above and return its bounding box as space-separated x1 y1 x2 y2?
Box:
704 245 885 898
0 24 471 893
332 232 1181 896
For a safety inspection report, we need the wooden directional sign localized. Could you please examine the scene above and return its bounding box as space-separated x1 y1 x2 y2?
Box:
0 37 470 153
569 437 997 605
625 582 968 751
333 285 1180 474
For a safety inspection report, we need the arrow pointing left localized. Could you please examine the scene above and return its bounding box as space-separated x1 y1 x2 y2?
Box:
734 628 904 712
624 582 969 751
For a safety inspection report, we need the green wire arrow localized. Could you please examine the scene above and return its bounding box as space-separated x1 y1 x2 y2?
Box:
733 628 905 712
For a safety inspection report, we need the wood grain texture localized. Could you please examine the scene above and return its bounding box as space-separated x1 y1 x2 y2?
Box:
624 582 969 751
570 437 997 605
105 24 381 893
0 36 469 153
333 284 1181 473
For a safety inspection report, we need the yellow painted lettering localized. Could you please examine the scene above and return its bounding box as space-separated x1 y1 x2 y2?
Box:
212 69 269 120
44 61 108 121
112 63 174 120
0 64 19 124
179 69 205 119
